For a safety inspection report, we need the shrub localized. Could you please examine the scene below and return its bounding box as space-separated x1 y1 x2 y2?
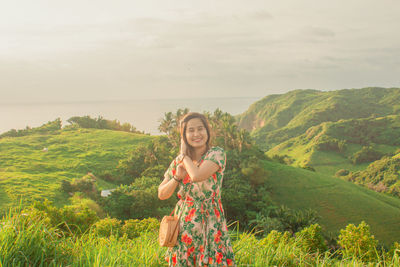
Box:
295 223 327 254
335 169 350 177
350 146 384 165
121 218 160 239
301 165 316 172
91 217 122 238
262 230 293 248
32 199 99 235
338 221 378 262
316 138 347 152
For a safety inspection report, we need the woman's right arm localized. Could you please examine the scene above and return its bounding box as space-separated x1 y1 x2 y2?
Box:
158 176 180 200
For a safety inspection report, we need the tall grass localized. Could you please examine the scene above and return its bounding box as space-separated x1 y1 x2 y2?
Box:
1 206 399 266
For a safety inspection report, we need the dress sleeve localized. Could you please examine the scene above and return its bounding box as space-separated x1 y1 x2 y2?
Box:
164 157 178 181
204 147 226 172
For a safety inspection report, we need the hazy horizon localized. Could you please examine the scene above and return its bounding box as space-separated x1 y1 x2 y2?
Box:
0 96 260 134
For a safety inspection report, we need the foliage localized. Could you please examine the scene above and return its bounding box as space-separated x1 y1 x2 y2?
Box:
271 154 293 165
250 205 320 236
101 176 176 220
335 169 350 177
294 223 328 254
67 115 144 134
0 118 62 138
121 217 160 239
350 146 384 165
300 164 316 172
61 174 99 200
338 221 379 262
91 217 122 238
32 199 99 235
116 135 175 184
315 137 347 152
345 154 400 197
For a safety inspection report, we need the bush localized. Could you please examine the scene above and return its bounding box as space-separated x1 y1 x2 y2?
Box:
350 146 384 165
121 218 160 239
295 223 327 254
338 221 378 262
262 230 293 248
301 165 316 172
91 217 122 238
335 169 350 177
32 199 99 235
316 138 347 152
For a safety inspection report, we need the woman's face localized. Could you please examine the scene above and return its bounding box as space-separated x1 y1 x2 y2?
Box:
185 118 208 149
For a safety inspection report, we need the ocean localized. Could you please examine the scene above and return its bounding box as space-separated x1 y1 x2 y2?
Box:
0 97 260 135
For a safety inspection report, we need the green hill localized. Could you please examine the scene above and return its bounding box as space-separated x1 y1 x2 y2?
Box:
263 159 400 247
0 126 152 213
266 114 400 176
237 87 400 150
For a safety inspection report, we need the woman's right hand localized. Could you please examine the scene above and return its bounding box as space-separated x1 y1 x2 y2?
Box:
175 163 187 180
180 138 188 156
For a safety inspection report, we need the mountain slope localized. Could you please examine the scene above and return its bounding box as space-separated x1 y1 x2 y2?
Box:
263 159 400 247
266 114 400 175
237 87 400 150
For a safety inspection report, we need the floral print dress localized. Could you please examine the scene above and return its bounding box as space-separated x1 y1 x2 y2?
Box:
164 147 236 267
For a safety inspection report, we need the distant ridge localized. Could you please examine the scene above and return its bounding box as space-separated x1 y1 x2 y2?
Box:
237 87 400 150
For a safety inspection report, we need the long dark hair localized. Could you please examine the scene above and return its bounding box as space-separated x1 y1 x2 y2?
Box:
180 112 212 159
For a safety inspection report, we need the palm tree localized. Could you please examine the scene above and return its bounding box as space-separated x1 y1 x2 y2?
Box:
158 112 174 135
237 129 252 152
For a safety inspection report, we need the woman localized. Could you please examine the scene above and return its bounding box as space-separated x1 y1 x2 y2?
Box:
158 112 236 267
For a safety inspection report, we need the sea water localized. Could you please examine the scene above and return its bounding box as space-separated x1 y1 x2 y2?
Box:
0 97 260 135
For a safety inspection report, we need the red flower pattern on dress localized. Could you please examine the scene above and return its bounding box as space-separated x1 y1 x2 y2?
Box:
214 207 220 219
186 246 195 257
219 198 223 211
216 252 223 264
185 195 194 207
208 258 213 264
185 208 196 222
181 233 192 245
183 174 191 184
214 230 222 243
227 258 233 266
212 173 217 182
172 253 177 266
199 245 204 253
172 168 176 176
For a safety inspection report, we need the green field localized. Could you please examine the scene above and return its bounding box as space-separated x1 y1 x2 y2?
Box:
0 128 152 213
263 160 400 247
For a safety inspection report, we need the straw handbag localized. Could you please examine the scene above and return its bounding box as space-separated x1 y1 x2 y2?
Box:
159 186 192 247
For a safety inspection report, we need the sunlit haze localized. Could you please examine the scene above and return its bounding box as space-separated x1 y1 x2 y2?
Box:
1 0 400 103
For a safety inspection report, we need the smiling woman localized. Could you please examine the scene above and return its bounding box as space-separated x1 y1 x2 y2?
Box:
158 112 236 267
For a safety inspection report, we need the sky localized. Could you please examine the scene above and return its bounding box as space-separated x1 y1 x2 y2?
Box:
1 0 400 103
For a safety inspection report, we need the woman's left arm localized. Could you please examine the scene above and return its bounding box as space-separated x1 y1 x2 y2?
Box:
182 156 219 182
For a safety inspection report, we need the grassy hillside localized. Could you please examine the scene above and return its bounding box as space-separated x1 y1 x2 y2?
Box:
237 87 400 150
0 127 152 213
263 159 400 247
266 114 400 176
